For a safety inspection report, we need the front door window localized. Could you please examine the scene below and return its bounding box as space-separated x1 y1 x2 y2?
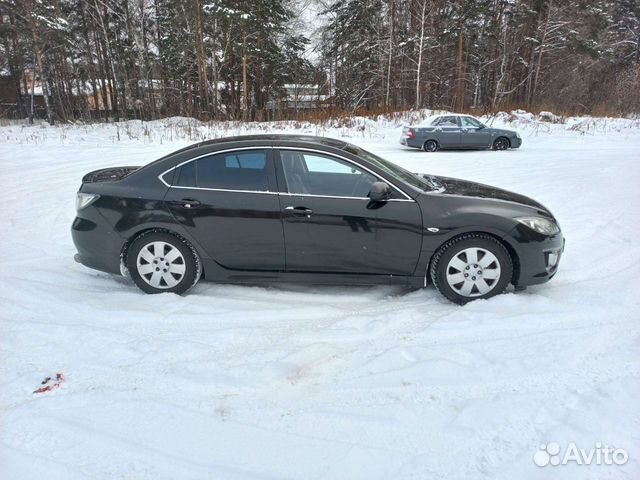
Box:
461 116 483 128
280 150 378 198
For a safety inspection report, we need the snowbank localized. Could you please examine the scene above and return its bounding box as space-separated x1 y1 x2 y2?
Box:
2 110 639 147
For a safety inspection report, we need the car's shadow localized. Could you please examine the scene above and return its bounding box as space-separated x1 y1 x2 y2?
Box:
395 147 501 154
110 272 423 298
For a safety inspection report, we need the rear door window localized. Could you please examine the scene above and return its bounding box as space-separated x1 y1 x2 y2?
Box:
224 151 266 169
174 160 196 187
172 149 271 191
435 116 459 127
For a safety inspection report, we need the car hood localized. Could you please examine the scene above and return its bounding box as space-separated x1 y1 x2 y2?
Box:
431 175 548 212
491 127 518 136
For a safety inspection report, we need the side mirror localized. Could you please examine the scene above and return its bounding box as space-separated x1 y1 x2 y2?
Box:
478 124 486 129
368 181 392 201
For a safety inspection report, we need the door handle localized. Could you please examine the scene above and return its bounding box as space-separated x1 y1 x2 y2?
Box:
173 198 201 209
285 206 313 218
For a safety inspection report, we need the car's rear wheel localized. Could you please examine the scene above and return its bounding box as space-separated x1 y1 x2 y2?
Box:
126 231 200 294
430 233 513 304
493 137 510 150
423 139 438 152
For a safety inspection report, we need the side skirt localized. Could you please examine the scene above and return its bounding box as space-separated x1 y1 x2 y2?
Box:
201 260 424 287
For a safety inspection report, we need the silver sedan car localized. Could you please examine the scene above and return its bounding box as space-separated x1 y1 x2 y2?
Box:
400 114 522 152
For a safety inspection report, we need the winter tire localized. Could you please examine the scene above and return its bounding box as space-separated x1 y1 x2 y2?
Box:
126 231 200 294
430 233 513 304
492 137 509 150
423 140 438 152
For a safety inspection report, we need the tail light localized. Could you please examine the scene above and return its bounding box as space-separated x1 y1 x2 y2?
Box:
76 192 100 210
402 128 415 140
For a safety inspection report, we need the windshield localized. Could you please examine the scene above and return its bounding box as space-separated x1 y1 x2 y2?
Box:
342 144 439 192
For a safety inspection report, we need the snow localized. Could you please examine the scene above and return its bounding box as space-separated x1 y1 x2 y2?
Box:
1 113 639 479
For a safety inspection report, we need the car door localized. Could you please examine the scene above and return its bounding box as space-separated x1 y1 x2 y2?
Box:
275 148 423 276
460 116 492 148
432 115 462 147
163 148 286 271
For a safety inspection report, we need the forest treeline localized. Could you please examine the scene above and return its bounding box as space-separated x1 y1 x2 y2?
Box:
1 0 639 124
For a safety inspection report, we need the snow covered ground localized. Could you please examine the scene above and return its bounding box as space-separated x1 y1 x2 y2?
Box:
1 113 639 479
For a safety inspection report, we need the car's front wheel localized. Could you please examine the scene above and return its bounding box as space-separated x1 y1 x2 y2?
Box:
126 231 200 294
430 233 513 304
492 137 510 150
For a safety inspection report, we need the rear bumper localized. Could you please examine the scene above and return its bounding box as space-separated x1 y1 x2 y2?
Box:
400 137 422 149
71 206 124 275
506 225 564 287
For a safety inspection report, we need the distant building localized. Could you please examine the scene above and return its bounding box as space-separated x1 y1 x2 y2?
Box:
0 72 45 118
0 72 334 120
269 84 332 111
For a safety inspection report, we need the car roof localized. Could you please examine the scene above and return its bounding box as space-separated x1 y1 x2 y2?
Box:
166 134 348 157
436 113 477 118
410 113 483 128
143 134 357 176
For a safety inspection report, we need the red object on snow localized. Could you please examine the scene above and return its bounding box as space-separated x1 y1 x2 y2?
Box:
33 372 65 394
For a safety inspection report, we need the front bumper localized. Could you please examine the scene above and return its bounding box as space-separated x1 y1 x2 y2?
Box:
506 225 564 287
510 137 522 148
71 206 125 275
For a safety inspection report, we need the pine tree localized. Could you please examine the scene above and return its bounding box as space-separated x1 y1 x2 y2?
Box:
321 0 386 109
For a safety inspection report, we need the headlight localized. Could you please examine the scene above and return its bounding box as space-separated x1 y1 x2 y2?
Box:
76 192 100 210
516 216 559 235
515 132 521 139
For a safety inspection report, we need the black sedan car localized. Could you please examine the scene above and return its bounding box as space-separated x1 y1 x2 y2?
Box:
72 135 563 304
